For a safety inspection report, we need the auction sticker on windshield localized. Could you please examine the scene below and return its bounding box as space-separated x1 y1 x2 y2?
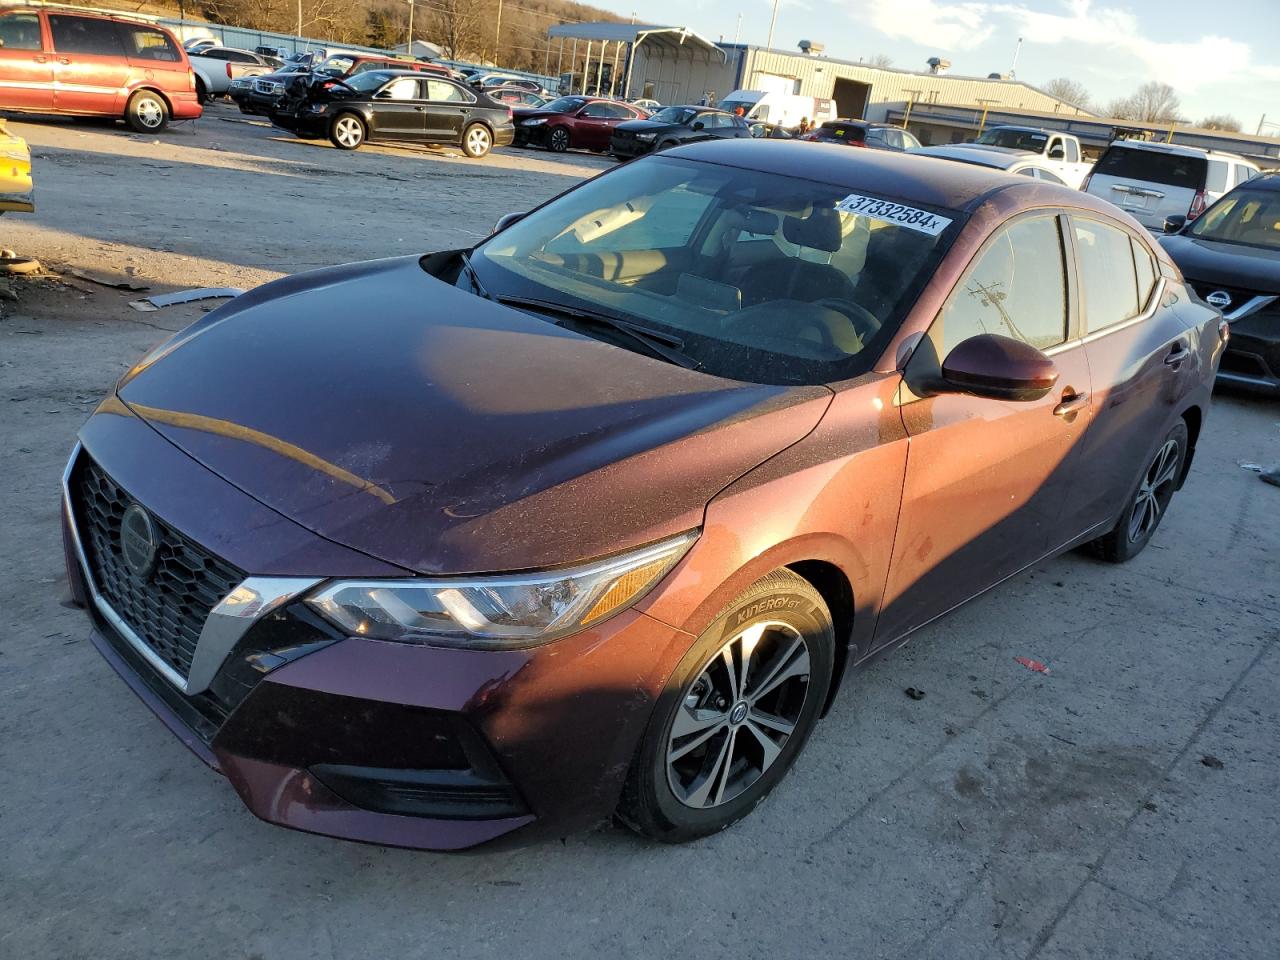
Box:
835 194 953 236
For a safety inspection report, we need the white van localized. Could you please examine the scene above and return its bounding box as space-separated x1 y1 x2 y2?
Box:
717 90 836 130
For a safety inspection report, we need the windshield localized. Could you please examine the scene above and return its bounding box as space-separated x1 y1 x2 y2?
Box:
1093 146 1206 189
975 129 1049 151
542 96 585 113
317 55 355 75
1189 188 1280 250
652 106 697 125
470 156 962 385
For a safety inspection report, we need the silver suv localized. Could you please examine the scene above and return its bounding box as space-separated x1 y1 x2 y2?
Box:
1084 140 1259 231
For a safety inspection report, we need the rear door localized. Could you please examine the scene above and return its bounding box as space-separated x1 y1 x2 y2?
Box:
48 14 131 115
574 100 629 149
422 78 472 143
877 212 1093 643
369 76 426 140
1056 216 1193 534
118 22 185 90
0 11 53 109
1086 145 1205 230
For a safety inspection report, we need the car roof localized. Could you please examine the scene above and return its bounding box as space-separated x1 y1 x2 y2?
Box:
1239 172 1280 192
671 139 1103 213
912 145 1023 169
1103 139 1255 163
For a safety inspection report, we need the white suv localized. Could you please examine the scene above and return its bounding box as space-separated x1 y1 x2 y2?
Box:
1084 140 1259 231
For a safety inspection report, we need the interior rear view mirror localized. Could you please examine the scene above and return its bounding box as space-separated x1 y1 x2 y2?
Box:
940 333 1059 402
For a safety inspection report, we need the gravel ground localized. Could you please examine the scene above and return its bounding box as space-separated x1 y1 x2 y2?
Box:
1 105 1278 960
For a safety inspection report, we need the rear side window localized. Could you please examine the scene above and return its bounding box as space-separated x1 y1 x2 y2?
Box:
1131 238 1157 309
1093 146 1206 190
1074 218 1140 331
936 215 1068 354
0 12 42 50
426 79 466 102
1207 160 1229 193
119 25 179 62
49 15 125 57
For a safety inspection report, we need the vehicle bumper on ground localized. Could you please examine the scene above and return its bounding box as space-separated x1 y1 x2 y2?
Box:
168 91 203 121
1217 313 1280 393
609 135 654 159
63 413 690 850
513 123 550 147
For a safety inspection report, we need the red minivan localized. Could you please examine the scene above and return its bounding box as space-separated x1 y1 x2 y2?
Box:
0 8 200 132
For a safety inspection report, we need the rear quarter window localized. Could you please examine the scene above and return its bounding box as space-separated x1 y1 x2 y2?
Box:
1093 147 1207 190
119 25 180 62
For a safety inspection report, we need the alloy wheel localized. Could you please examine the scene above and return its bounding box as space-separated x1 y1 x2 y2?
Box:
334 117 363 148
1127 438 1180 543
549 128 569 151
666 621 811 809
137 98 164 129
465 126 491 156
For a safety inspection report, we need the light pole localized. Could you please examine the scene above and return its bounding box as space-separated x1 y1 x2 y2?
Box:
494 0 503 64
406 0 414 53
766 0 779 49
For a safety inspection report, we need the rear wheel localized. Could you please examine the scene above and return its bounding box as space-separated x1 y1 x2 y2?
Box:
1088 419 1188 563
194 77 208 105
547 125 571 152
461 123 492 158
618 570 834 842
329 113 366 150
125 91 168 133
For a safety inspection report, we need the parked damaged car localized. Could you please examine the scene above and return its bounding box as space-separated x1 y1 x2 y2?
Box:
271 69 513 157
64 142 1222 852
609 106 751 159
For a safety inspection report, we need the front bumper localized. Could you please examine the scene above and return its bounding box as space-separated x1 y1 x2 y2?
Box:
1216 313 1280 393
64 412 692 850
609 135 654 158
513 123 549 147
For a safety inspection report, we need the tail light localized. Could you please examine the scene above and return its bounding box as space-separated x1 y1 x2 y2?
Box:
1080 171 1093 192
187 69 195 91
1188 190 1207 220
506 106 513 121
225 62 232 79
847 139 866 147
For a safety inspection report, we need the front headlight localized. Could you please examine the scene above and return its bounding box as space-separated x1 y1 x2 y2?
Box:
307 532 697 649
522 117 547 126
635 132 656 141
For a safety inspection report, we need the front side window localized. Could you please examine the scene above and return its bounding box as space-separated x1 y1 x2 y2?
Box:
49 15 125 57
470 156 961 384
119 25 179 62
381 77 421 101
1074 218 1140 331
0 13 43 50
931 215 1068 355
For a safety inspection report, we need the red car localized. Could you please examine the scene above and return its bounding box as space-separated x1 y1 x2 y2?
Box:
0 7 200 132
513 95 646 152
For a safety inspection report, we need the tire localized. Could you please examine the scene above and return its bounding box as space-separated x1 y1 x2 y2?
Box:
546 125 571 152
1088 419 1188 563
655 139 676 152
461 122 492 158
618 570 835 843
125 91 169 133
194 77 208 105
329 113 366 150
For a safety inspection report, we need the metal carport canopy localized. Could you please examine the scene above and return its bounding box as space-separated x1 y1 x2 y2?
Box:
546 22 727 61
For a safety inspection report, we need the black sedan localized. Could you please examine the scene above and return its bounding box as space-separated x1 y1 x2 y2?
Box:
610 106 751 159
1159 172 1280 393
272 70 514 158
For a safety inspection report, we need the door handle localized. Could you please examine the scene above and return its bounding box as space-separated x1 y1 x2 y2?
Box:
1052 391 1088 419
1164 342 1189 367
57 56 71 64
414 106 426 111
34 54 48 63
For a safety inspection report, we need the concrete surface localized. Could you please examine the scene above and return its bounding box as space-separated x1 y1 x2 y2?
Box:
1 105 1278 960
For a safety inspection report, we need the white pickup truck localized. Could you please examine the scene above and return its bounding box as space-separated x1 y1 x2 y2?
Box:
965 126 1093 189
188 47 278 103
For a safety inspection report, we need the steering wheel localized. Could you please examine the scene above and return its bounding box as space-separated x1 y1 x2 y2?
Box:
813 297 882 338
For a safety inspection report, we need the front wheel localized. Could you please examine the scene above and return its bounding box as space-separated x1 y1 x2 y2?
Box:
617 570 834 843
546 125 570 152
125 91 169 133
329 113 365 150
1088 419 1188 563
461 123 492 158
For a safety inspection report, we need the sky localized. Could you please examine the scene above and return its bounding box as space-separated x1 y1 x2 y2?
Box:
590 0 1280 132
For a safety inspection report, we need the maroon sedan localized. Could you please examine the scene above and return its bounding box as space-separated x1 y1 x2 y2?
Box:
63 141 1223 850
513 95 645 152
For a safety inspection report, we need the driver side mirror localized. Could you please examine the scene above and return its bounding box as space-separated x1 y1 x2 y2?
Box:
493 211 527 233
1047 146 1065 159
692 120 705 131
939 334 1059 402
1163 214 1187 234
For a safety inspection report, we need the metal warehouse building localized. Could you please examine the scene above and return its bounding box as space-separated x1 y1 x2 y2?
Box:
547 22 1091 121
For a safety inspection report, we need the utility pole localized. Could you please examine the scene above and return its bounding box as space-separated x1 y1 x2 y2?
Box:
406 0 414 52
976 97 1000 134
902 89 923 129
734 13 742 45
1009 36 1022 79
494 0 503 64
766 0 779 49
297 0 302 40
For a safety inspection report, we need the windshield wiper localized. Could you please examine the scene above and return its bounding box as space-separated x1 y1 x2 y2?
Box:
495 295 702 370
458 251 491 300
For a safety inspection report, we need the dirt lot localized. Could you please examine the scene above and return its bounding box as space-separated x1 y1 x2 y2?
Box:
2 105 1278 960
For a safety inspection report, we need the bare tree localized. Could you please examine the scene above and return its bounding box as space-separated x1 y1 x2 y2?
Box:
431 0 490 60
1106 82 1182 122
1042 77 1091 109
1198 113 1242 132
867 53 893 69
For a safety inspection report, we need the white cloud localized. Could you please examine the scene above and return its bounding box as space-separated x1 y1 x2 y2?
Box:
861 0 1267 93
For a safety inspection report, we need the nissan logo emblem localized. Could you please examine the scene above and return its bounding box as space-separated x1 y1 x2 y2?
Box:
1205 290 1232 310
120 503 158 579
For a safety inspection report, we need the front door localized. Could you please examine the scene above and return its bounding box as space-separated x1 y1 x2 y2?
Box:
369 76 427 141
876 212 1093 644
422 78 471 144
48 14 132 115
0 11 53 109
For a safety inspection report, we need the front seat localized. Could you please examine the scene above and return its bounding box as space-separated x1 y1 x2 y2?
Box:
738 207 858 307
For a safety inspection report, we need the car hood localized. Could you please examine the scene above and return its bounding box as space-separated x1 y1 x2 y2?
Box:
515 108 569 121
1160 234 1280 294
961 144 1033 157
116 256 832 575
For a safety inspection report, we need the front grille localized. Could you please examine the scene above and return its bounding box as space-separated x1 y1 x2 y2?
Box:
253 80 280 95
71 456 244 680
1187 280 1269 308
